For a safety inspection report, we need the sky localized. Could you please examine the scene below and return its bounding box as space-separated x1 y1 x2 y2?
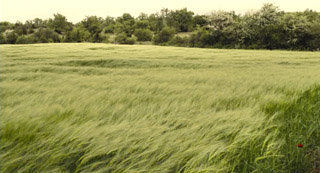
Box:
1 0 320 23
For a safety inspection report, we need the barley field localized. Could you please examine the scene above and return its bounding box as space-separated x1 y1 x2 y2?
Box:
1 43 320 172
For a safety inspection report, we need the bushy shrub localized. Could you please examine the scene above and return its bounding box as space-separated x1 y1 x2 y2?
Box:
153 27 175 44
16 35 36 44
5 31 18 44
115 33 136 44
134 29 153 41
0 33 6 44
169 35 189 46
90 32 106 43
64 28 91 42
104 25 114 33
34 28 60 43
189 28 213 47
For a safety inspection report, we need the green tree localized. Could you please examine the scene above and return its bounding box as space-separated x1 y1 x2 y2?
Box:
5 31 18 44
0 22 13 33
64 26 91 42
103 17 115 33
48 13 72 34
153 27 175 44
166 8 194 32
134 29 153 41
192 15 209 28
115 33 136 44
34 28 60 43
148 14 164 32
16 35 36 44
115 13 135 36
81 16 104 42
0 33 6 44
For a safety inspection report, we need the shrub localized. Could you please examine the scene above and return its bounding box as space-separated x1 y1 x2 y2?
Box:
169 35 189 46
0 33 6 44
34 28 60 43
153 27 175 44
189 28 213 47
90 32 106 43
115 33 136 44
133 29 153 41
16 35 36 44
104 25 114 33
5 31 18 44
64 28 91 42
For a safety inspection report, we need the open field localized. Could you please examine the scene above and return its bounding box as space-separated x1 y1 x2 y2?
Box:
1 43 320 172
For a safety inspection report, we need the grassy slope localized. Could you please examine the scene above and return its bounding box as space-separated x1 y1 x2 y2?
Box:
1 43 320 172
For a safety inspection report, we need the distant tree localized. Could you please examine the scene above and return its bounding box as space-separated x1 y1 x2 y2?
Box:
192 15 209 28
0 22 13 33
134 29 153 41
189 27 213 47
81 16 104 42
0 33 7 44
5 31 18 44
103 17 115 33
34 28 60 43
48 13 72 34
24 20 35 34
137 13 149 20
148 14 164 32
134 20 150 30
115 33 137 44
115 13 135 36
166 8 194 32
64 26 91 42
16 35 36 44
153 27 175 44
81 16 103 34
14 22 28 35
169 35 189 46
208 11 238 30
33 18 46 28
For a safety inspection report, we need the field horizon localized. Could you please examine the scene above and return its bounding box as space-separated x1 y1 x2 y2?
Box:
1 43 320 172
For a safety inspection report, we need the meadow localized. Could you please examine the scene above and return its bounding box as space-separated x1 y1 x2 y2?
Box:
1 43 320 172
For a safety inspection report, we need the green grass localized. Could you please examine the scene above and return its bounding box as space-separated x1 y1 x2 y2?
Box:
1 43 320 172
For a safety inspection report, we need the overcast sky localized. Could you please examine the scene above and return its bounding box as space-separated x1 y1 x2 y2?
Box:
1 0 319 23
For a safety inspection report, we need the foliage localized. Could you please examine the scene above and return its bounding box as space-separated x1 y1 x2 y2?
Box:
133 29 153 41
169 35 189 46
189 27 213 47
0 33 7 44
115 33 136 44
33 28 60 43
192 15 209 28
0 4 319 50
15 35 36 44
48 13 72 34
166 8 194 32
0 22 13 33
115 13 135 36
5 31 18 44
153 27 175 44
64 27 91 42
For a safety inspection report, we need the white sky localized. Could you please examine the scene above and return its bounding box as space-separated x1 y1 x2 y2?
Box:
1 0 320 23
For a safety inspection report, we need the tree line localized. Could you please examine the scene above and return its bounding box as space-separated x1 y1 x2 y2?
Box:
1 4 319 50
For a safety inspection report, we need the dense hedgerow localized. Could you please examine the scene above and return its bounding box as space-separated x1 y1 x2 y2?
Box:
1 4 319 50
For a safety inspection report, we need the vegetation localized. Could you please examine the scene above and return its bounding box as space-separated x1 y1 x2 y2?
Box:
1 4 319 50
1 43 320 172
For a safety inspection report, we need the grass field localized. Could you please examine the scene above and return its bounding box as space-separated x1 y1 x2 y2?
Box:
1 43 320 172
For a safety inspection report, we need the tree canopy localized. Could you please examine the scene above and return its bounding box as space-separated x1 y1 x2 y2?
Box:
1 4 319 50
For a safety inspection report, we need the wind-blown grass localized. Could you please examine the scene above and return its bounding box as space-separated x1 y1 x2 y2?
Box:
1 43 320 172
